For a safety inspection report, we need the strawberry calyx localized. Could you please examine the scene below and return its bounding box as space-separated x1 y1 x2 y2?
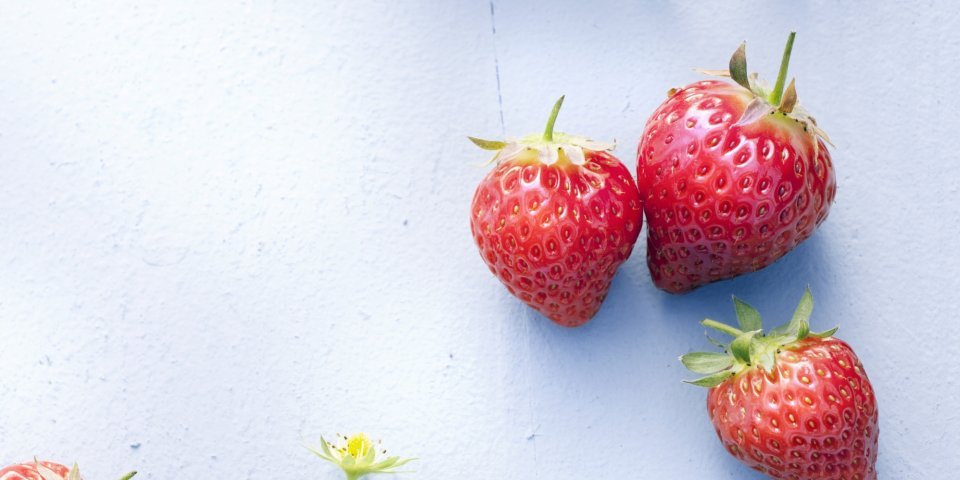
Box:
680 288 838 388
696 32 833 152
468 96 615 167
308 433 416 480
32 459 137 480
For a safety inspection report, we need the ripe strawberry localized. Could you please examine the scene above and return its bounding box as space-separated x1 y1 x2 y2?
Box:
637 33 836 293
0 461 136 480
681 289 879 479
469 97 643 327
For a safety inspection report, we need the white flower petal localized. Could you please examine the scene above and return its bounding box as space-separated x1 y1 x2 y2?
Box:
579 139 615 152
35 463 65 480
541 144 559 165
561 145 586 165
810 124 835 148
694 68 731 77
494 142 525 163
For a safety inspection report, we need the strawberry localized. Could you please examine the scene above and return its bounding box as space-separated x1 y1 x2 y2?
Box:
636 33 836 293
0 460 136 480
469 97 643 327
681 289 878 479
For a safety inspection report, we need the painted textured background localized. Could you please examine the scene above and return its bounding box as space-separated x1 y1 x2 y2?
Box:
1 1 957 478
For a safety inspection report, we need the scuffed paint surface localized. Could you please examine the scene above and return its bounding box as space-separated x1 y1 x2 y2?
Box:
1 1 958 478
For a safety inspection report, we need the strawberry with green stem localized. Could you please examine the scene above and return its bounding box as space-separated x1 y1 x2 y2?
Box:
308 433 415 480
637 33 836 293
470 97 643 326
0 460 136 480
681 290 878 479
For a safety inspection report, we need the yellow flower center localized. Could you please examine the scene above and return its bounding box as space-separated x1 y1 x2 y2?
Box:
346 433 373 459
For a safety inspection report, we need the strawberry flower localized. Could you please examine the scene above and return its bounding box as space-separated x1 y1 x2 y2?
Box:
308 433 414 480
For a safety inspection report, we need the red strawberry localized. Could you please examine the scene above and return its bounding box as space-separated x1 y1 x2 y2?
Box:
0 461 136 480
469 97 643 327
636 33 836 293
0 462 70 480
681 289 879 479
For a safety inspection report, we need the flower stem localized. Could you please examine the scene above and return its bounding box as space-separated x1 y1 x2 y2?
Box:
769 32 796 106
542 95 565 142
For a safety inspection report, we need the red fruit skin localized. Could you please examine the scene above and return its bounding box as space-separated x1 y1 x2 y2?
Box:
637 80 836 293
0 462 71 480
707 337 878 480
470 150 643 327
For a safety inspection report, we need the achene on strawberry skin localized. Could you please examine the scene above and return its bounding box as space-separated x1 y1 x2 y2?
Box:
681 289 879 480
637 33 836 293
469 97 643 327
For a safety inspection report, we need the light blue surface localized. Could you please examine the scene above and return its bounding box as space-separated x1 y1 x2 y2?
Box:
0 1 957 478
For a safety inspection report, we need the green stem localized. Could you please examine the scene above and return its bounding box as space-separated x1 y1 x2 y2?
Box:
701 319 744 338
542 95 565 142
769 32 796 106
118 473 138 480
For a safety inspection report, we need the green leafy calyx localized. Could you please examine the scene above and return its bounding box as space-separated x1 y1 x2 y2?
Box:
717 32 798 116
728 41 750 90
467 96 614 167
697 32 833 155
680 288 838 388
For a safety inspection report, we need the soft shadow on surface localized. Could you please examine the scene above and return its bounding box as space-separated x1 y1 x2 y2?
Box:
509 230 840 374
655 232 840 334
498 231 841 478
514 251 663 375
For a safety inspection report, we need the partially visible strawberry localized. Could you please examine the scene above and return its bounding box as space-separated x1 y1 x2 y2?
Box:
637 33 836 293
469 97 643 327
0 461 69 480
0 460 136 480
681 290 879 479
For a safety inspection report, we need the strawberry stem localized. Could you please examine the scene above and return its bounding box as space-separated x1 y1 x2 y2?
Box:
769 32 796 106
542 95 565 142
